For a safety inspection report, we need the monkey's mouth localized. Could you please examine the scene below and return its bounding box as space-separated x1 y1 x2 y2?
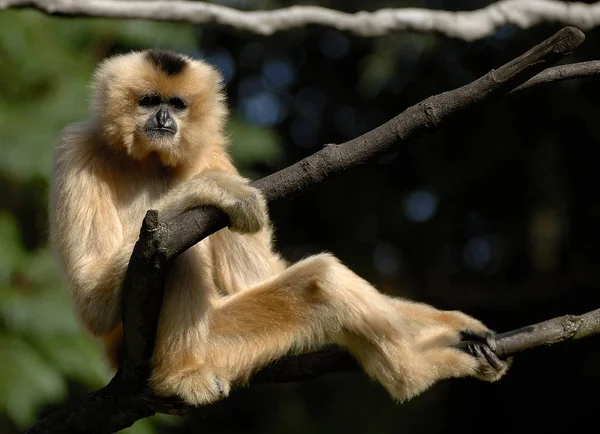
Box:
145 127 177 137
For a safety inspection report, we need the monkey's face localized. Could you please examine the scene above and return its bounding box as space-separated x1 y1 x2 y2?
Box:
135 93 187 156
91 50 228 168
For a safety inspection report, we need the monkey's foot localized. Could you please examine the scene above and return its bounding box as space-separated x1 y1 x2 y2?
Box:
459 330 511 382
152 368 231 406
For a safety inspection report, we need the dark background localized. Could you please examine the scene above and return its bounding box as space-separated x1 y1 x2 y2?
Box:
1 1 599 433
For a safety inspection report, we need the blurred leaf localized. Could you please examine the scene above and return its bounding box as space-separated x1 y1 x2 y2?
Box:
0 334 67 428
0 212 26 286
31 333 109 389
0 253 80 336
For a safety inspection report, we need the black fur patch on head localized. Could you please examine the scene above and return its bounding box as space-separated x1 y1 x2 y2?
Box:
146 49 187 76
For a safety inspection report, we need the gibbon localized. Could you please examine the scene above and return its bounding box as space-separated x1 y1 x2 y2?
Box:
49 49 510 406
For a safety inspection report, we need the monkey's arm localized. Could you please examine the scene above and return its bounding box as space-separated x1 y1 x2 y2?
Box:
50 128 131 335
63 243 134 335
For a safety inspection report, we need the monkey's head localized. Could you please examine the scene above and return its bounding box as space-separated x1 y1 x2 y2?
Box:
90 49 228 167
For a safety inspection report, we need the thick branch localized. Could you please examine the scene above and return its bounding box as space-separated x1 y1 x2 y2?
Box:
25 27 598 434
3 0 600 40
24 374 153 434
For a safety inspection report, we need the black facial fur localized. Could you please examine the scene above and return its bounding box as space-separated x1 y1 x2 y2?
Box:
144 103 178 138
146 49 187 76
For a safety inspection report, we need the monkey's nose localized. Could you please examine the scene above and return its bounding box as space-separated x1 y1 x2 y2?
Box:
156 107 174 129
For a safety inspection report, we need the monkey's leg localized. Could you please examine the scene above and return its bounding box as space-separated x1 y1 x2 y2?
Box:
151 253 508 405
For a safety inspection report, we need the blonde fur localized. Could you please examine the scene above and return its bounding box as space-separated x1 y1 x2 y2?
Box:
49 49 509 406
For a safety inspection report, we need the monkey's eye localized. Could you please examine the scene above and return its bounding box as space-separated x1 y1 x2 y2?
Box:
169 97 188 110
139 95 161 107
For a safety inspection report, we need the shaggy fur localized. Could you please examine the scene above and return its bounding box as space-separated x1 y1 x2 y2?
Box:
49 50 510 406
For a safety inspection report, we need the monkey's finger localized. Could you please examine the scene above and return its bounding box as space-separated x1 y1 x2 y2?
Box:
466 342 483 358
459 329 494 343
480 344 505 371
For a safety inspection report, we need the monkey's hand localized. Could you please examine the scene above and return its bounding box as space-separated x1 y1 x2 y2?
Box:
157 170 268 233
190 171 268 234
224 187 267 234
206 172 267 234
459 330 512 382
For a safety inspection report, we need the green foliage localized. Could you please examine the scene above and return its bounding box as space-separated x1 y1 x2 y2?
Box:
0 211 110 428
0 334 66 427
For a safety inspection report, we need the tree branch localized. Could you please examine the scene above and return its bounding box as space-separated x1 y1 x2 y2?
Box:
3 0 600 40
492 307 600 356
513 60 600 92
23 376 154 434
25 27 600 434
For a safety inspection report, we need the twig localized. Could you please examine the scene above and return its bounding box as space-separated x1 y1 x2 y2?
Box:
25 27 597 434
513 60 600 92
2 0 600 40
492 308 600 356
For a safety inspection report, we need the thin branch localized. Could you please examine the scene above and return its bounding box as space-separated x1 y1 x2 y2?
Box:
2 0 600 40
492 308 600 356
513 60 600 92
25 27 599 434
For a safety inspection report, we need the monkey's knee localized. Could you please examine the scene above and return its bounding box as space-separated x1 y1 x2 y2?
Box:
293 253 347 297
302 253 349 283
